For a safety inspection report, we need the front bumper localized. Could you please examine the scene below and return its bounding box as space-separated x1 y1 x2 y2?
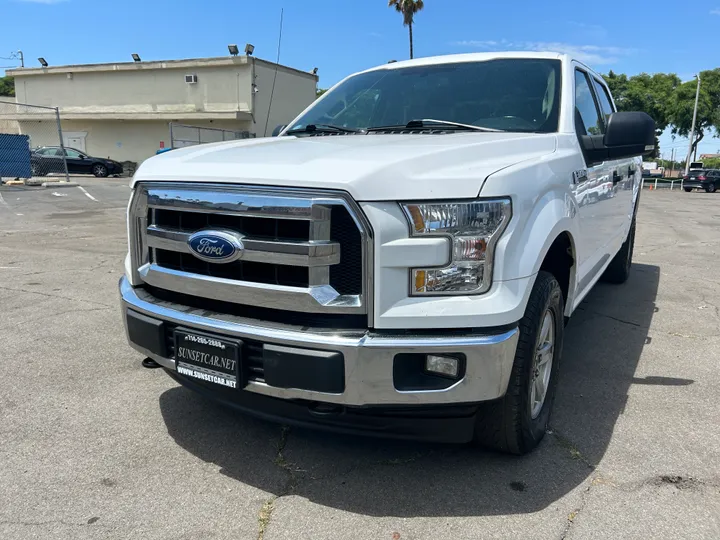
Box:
120 276 519 408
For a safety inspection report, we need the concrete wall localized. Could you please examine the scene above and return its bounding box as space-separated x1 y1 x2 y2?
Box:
13 64 254 116
253 61 317 137
19 119 252 164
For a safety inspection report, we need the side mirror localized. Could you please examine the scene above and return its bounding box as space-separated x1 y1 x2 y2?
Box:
604 112 655 158
79 155 86 159
581 112 655 163
271 124 288 137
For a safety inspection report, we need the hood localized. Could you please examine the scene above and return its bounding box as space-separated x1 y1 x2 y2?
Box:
132 132 557 201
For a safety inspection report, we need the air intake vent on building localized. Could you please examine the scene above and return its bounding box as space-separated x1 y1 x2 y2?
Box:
185 74 198 84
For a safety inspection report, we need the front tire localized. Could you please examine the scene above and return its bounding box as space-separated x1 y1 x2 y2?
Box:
30 163 45 177
601 219 635 284
473 271 564 455
92 164 109 178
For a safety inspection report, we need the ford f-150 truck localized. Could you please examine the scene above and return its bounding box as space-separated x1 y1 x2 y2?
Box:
120 52 655 454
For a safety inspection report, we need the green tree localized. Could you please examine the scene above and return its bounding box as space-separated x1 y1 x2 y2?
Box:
604 71 682 158
388 0 424 59
316 88 328 99
667 69 720 161
0 76 15 97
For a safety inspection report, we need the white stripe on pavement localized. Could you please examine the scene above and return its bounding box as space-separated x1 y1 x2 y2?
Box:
0 192 22 216
77 186 98 202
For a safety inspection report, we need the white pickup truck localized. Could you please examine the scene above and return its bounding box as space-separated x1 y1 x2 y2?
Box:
120 52 654 454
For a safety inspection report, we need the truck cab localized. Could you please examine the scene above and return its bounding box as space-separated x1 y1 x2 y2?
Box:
120 52 654 454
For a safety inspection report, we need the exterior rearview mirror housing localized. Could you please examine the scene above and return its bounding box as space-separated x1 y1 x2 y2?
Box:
604 112 655 159
582 111 655 163
271 124 288 137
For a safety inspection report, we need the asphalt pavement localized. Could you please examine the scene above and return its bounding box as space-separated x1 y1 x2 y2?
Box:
0 180 718 540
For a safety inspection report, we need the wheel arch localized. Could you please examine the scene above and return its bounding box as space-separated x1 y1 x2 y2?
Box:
537 231 576 318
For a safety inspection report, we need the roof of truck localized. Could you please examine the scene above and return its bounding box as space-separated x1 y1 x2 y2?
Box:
363 51 568 73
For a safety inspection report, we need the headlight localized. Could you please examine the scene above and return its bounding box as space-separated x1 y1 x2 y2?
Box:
401 199 511 295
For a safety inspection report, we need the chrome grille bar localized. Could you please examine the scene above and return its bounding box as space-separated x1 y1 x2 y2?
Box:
146 188 332 220
138 264 362 312
146 225 341 267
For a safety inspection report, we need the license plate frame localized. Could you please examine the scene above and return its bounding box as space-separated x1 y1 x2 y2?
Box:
173 329 242 390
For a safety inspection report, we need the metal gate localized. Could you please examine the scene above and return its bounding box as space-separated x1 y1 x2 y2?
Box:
168 123 255 149
0 100 69 182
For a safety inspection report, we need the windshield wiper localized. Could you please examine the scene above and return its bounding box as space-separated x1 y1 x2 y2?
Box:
366 119 502 132
285 124 365 135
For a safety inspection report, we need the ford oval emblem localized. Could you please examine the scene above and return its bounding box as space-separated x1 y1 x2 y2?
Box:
187 230 244 264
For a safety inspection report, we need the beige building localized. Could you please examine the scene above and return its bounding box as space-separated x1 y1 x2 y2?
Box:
5 55 317 164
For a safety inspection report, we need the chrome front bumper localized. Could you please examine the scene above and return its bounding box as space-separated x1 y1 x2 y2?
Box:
120 277 519 406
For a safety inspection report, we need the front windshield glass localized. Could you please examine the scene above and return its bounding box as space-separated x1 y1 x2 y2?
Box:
288 59 562 133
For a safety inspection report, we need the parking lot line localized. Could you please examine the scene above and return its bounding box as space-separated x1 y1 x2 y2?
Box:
0 192 23 216
77 186 99 202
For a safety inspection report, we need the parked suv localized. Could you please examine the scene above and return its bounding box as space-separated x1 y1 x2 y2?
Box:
683 169 719 192
120 52 654 454
31 146 123 177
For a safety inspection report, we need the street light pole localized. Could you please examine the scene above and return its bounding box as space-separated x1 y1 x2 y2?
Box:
685 74 701 175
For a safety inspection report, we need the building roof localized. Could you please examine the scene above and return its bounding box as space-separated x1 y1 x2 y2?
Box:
7 55 318 81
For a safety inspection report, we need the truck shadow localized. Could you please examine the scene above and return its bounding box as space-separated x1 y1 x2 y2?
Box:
159 263 661 516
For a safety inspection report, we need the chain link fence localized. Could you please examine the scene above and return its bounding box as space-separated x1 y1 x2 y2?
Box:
0 100 69 183
169 122 255 150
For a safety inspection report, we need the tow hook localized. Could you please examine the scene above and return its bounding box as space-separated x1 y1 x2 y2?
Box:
141 357 162 369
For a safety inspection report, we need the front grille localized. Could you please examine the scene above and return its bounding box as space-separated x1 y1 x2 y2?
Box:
129 183 371 326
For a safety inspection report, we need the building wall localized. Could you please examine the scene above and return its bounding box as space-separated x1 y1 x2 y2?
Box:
253 61 317 136
19 119 252 164
13 63 254 116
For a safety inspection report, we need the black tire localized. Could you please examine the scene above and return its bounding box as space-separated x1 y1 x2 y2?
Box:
601 219 635 284
683 187 692 192
30 162 45 177
705 183 717 193
472 271 564 455
92 163 109 178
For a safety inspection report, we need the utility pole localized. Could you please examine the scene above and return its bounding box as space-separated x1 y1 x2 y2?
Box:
669 148 675 178
685 74 701 175
17 50 23 68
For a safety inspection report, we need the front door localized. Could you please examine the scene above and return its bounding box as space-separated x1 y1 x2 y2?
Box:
572 68 617 282
590 77 636 238
63 148 91 174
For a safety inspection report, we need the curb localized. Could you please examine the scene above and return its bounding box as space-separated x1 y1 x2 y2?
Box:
42 181 79 188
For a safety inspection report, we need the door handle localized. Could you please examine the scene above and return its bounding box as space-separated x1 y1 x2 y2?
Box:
613 171 623 185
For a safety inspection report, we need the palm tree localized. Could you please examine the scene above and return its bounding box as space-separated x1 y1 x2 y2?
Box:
388 0 424 59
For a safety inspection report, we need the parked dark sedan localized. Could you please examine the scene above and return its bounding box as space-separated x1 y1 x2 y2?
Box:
683 169 719 193
30 146 123 178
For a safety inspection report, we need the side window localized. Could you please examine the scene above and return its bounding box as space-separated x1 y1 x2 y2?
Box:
592 79 615 126
574 70 603 136
51 149 63 156
64 148 82 158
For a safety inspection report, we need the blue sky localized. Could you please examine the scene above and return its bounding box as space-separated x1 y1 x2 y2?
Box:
2 0 719 158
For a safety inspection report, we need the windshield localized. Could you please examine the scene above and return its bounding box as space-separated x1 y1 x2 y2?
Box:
288 59 562 134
